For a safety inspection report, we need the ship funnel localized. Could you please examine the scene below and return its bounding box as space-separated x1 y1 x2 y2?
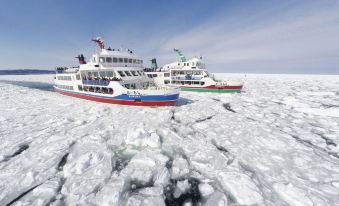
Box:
76 54 87 64
150 58 158 70
92 37 105 49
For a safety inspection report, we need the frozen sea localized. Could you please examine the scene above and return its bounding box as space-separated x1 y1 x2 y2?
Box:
0 74 339 206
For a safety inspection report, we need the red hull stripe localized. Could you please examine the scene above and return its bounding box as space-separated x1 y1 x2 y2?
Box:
205 85 243 89
183 85 242 90
55 89 176 106
181 85 243 90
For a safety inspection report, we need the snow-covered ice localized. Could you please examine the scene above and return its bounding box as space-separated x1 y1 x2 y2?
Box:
0 74 339 205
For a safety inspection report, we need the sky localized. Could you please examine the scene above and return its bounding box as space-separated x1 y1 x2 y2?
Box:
0 0 338 74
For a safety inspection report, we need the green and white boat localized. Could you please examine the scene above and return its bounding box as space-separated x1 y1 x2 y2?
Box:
144 49 243 93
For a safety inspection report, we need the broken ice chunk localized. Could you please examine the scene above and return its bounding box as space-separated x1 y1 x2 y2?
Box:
199 183 214 198
204 191 228 206
171 157 190 179
217 172 263 205
153 167 170 187
273 183 314 206
125 129 161 148
174 179 190 198
126 194 165 206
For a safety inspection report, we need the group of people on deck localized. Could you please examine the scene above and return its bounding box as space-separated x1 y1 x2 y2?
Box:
82 76 121 81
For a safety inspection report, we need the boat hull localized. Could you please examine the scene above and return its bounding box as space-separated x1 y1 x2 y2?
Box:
55 88 178 106
180 85 243 93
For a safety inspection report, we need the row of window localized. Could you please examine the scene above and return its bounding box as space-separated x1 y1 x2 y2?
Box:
172 71 202 75
78 85 114 94
57 76 72 81
147 72 200 78
147 74 158 78
170 80 205 86
80 70 145 79
118 70 145 77
99 57 143 64
123 82 155 89
56 84 74 90
165 62 205 69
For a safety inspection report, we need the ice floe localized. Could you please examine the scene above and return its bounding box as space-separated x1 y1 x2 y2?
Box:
0 74 339 205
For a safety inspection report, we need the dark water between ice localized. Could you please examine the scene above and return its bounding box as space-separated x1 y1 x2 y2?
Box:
0 69 54 75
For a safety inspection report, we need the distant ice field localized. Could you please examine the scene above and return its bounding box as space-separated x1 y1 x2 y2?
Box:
0 74 338 206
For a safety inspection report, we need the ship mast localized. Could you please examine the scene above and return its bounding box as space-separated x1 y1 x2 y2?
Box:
92 37 105 49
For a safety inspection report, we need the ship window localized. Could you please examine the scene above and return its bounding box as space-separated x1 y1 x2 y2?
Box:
106 57 112 63
99 71 106 77
119 58 123 63
81 72 86 79
147 74 153 78
78 85 83 91
124 58 128 63
131 71 138 76
76 74 81 80
187 63 189 66
118 71 126 77
200 82 205 86
125 71 132 76
152 74 157 77
88 72 92 77
99 57 105 63
113 57 118 63
106 71 114 77
137 71 142 76
140 60 143 64
93 72 98 77
129 58 132 63
133 59 136 63
164 73 170 77
165 80 170 84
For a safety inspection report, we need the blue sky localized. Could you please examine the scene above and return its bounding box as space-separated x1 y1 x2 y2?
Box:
0 0 338 74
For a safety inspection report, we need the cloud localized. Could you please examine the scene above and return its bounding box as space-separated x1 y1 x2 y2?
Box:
149 1 339 74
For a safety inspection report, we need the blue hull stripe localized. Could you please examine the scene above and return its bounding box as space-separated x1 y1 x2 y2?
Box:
55 88 179 102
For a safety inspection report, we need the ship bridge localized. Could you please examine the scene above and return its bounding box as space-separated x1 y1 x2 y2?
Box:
87 49 144 69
